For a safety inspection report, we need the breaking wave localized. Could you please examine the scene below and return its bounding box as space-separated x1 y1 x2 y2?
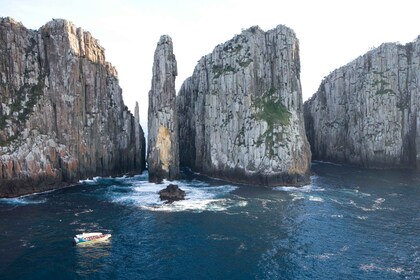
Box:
0 195 47 205
273 184 325 192
105 178 245 213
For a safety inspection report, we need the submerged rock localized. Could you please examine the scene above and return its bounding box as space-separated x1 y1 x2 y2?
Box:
304 37 420 169
158 184 186 202
0 18 146 197
177 25 311 186
148 35 179 182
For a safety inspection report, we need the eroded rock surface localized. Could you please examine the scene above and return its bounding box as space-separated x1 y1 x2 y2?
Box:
148 35 179 182
177 25 311 186
158 184 185 202
0 18 145 197
304 37 420 169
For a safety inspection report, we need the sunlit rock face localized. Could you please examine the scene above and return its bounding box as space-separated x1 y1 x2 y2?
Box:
148 35 179 182
177 25 311 186
0 18 145 197
304 37 420 169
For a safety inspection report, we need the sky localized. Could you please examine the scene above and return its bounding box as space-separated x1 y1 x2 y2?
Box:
1 0 419 130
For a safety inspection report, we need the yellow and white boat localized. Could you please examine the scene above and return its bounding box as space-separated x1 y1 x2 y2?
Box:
73 232 111 245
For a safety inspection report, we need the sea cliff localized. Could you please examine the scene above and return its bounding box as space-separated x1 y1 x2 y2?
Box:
304 37 420 169
0 18 145 197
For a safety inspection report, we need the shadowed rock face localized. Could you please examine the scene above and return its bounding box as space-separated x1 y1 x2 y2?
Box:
304 37 420 169
0 18 146 197
148 35 179 182
177 25 311 186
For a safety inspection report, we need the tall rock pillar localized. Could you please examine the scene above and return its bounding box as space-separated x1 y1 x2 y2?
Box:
148 35 179 182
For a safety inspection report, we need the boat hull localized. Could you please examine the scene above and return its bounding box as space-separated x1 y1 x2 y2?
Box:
74 233 112 245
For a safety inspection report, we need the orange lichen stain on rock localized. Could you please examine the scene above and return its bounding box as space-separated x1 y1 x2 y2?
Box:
156 126 172 172
6 160 14 178
45 163 57 177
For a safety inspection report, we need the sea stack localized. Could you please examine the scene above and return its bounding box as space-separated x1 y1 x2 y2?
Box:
148 35 179 182
0 18 146 197
177 25 311 186
304 37 420 169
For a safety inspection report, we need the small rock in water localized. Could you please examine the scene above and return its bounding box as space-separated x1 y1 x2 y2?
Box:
158 184 186 202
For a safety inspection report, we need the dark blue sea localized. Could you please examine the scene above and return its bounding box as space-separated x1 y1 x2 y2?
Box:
0 162 419 279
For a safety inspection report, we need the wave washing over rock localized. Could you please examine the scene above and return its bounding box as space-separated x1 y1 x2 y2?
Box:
0 18 146 197
304 37 420 169
177 25 311 186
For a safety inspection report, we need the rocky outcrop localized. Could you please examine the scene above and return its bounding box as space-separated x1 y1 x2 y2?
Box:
304 37 420 169
148 35 179 182
0 18 146 197
158 184 185 202
177 25 311 186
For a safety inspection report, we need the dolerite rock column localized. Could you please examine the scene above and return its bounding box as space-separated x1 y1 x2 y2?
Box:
177 25 311 186
148 35 179 182
304 37 420 169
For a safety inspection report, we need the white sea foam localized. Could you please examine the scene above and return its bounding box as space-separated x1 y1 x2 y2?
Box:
255 198 272 209
0 196 47 205
360 263 379 272
388 192 402 197
339 188 371 197
208 234 234 241
340 245 349 252
274 184 325 192
359 263 404 274
349 197 393 212
106 179 243 213
308 196 324 202
315 253 335 260
78 177 100 184
349 200 374 212
331 214 343 218
74 209 93 216
290 193 305 201
145 198 237 212
374 198 385 205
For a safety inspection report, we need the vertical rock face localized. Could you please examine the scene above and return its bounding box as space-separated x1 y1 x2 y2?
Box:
0 18 146 197
148 35 179 182
178 25 311 186
304 37 420 169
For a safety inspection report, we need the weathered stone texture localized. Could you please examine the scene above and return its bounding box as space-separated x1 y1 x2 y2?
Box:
148 35 179 182
0 18 145 197
177 25 311 186
304 37 420 169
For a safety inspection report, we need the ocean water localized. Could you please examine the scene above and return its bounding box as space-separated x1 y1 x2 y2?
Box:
0 162 419 279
